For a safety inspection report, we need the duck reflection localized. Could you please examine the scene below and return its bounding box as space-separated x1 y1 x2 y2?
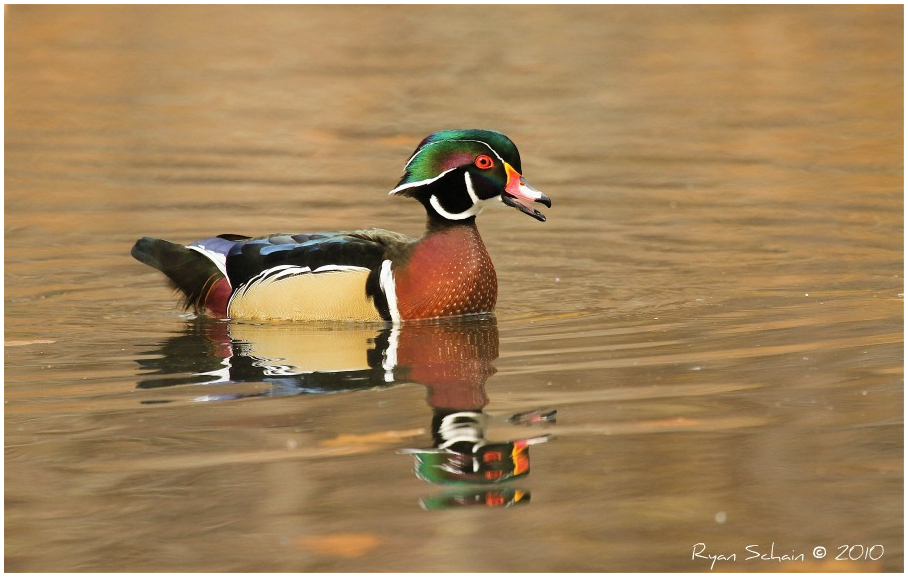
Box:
135 316 554 508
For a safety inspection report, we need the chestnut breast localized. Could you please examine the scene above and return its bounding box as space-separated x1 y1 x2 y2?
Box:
393 225 498 320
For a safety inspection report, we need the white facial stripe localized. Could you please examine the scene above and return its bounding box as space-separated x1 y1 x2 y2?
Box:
428 172 501 220
429 194 484 220
388 166 459 195
463 171 480 204
393 138 514 221
467 139 507 165
401 138 507 171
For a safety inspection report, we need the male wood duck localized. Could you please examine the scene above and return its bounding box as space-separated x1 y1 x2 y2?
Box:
131 129 551 322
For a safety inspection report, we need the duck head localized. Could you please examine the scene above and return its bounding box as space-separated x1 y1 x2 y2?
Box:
389 129 551 223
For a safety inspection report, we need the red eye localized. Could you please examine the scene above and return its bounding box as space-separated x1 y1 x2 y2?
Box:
474 154 494 169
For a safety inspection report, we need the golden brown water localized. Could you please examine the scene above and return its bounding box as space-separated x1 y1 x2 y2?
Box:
5 5 903 572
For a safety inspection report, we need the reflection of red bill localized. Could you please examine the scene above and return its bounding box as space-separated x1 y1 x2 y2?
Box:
503 162 552 222
512 435 551 475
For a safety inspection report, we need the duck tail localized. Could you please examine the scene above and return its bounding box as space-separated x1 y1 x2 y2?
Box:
132 237 231 316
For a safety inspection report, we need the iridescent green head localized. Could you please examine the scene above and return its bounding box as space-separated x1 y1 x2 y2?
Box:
389 129 551 222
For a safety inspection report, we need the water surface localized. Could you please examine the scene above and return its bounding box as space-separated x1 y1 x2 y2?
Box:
5 5 903 572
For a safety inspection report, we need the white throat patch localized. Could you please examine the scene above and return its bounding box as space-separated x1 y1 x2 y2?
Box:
428 172 485 220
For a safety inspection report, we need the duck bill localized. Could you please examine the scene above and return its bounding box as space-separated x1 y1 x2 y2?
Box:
502 162 551 222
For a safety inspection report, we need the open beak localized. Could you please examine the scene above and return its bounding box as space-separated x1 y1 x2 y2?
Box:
502 163 551 222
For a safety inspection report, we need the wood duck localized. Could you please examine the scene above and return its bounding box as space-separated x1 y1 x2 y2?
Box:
131 129 551 322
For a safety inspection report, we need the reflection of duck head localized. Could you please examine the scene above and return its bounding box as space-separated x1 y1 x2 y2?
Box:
402 409 551 487
135 316 552 498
